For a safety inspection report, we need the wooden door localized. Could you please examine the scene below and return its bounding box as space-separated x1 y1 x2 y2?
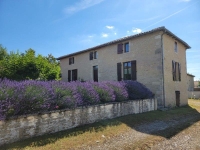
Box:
175 91 180 107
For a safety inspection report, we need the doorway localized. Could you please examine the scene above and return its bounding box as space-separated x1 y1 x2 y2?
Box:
175 91 180 107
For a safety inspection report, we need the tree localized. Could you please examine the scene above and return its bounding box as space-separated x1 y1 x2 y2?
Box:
0 45 8 60
0 45 61 81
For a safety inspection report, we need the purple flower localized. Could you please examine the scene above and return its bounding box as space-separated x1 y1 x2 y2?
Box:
0 79 153 120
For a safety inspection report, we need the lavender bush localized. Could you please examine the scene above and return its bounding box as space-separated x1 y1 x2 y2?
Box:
0 79 154 120
124 80 154 100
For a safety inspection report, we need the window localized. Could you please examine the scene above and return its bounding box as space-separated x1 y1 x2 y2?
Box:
118 60 136 81
72 69 78 81
174 42 178 53
89 52 93 60
68 69 78 81
117 42 129 54
124 43 129 53
94 51 98 59
69 57 74 65
90 51 98 60
172 61 181 81
123 62 131 80
93 66 98 82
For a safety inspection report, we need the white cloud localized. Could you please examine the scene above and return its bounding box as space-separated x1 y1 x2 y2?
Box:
132 28 142 34
114 32 117 35
101 33 108 38
106 26 114 29
64 0 105 14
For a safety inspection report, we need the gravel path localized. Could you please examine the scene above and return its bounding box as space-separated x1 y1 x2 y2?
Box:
77 114 200 150
152 121 200 150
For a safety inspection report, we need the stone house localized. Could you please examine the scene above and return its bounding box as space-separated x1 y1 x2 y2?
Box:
57 26 190 108
187 73 195 91
194 81 200 88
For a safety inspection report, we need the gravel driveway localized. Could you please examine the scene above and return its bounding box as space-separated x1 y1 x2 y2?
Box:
79 113 200 150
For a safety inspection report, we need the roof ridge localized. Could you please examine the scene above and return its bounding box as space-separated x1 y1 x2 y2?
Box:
57 26 190 60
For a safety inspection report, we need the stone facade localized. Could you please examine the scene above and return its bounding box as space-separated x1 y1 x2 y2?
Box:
187 74 195 91
58 27 190 108
0 99 157 146
162 34 188 107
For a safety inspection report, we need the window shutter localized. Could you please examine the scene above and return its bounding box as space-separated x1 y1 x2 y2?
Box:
69 58 71 65
172 61 176 81
68 70 71 82
131 60 137 80
178 63 181 81
74 69 78 81
90 52 93 60
117 44 123 54
117 63 122 81
175 62 177 81
176 62 179 81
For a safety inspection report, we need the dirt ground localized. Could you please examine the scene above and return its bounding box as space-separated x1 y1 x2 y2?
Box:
79 101 200 150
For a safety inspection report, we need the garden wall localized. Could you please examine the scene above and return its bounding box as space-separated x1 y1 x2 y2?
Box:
188 91 200 99
0 98 157 146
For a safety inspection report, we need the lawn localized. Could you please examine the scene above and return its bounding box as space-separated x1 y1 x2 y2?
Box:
1 99 200 150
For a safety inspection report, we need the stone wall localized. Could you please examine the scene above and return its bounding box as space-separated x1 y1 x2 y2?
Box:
163 34 188 107
188 91 200 99
0 99 157 146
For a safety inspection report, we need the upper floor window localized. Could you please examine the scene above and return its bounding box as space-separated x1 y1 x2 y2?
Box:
174 42 178 53
117 42 129 54
172 60 181 81
94 51 98 59
69 57 74 65
89 51 98 60
124 43 129 53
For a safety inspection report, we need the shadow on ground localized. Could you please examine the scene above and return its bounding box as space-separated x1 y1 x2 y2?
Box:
1 101 200 149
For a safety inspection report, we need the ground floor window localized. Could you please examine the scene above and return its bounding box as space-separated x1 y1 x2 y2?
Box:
123 62 131 80
118 60 136 81
68 69 78 81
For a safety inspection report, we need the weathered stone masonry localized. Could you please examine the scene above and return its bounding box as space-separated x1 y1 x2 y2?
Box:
0 99 157 146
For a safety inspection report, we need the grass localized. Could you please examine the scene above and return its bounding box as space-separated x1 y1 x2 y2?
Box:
1 99 200 150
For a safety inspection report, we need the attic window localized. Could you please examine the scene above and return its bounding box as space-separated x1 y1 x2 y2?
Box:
174 42 178 53
124 43 129 53
69 57 74 65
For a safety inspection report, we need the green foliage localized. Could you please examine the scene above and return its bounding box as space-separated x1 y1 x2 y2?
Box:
0 45 61 80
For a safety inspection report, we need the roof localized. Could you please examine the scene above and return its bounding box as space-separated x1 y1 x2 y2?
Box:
57 26 191 60
187 73 195 77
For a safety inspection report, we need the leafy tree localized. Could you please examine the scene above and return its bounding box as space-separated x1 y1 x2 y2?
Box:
0 45 8 60
0 45 61 81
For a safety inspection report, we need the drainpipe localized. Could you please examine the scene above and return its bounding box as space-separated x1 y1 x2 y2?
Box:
161 30 166 108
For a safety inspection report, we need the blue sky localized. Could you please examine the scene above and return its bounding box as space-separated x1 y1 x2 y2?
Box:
0 0 199 80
